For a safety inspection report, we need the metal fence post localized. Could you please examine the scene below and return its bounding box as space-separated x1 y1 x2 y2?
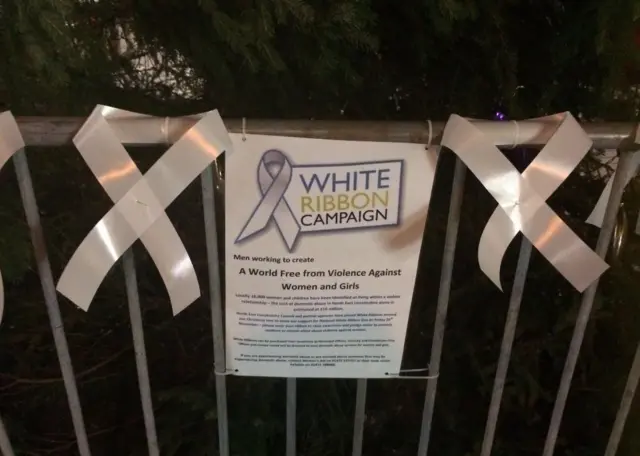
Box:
201 165 230 456
604 342 640 456
286 378 297 456
122 250 160 456
12 149 92 456
417 158 467 456
480 239 533 456
351 379 368 456
0 416 15 456
542 147 637 456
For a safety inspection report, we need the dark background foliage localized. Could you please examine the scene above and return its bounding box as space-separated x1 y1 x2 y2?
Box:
1 0 640 455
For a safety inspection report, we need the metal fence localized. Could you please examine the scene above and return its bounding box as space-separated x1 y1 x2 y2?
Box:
0 117 639 456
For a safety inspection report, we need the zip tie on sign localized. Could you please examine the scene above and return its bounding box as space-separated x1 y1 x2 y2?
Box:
510 120 520 149
384 366 439 380
162 116 170 145
426 119 433 151
242 117 247 141
215 369 239 376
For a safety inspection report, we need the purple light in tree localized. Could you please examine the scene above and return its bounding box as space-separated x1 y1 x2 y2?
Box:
494 111 506 121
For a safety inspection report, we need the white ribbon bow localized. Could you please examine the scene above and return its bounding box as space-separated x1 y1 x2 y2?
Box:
57 106 232 315
0 111 26 324
441 113 609 292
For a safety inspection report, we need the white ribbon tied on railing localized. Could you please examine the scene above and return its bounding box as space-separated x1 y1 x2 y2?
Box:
0 112 25 324
441 114 609 292
57 106 232 315
235 149 301 250
586 151 640 233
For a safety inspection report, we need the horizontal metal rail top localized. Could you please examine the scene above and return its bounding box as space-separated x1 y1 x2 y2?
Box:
15 116 637 148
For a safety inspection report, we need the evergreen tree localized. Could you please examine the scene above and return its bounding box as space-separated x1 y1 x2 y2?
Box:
2 0 639 118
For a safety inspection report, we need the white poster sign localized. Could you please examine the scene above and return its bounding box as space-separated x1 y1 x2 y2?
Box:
225 134 438 378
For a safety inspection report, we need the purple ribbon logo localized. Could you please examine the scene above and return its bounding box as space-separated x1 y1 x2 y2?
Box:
235 150 301 251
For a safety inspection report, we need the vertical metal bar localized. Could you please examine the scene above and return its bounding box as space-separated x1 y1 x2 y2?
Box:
417 158 467 456
201 166 230 456
352 379 368 456
480 239 533 456
542 151 635 456
286 377 297 456
604 342 640 456
12 149 92 456
122 250 159 456
0 416 15 456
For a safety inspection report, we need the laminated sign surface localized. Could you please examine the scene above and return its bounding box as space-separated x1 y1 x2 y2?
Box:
225 134 438 378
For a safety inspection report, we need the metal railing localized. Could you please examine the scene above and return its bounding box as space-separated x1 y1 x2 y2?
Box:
0 117 639 456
